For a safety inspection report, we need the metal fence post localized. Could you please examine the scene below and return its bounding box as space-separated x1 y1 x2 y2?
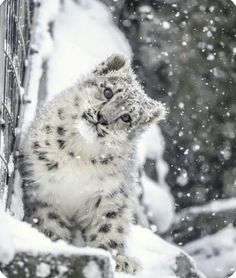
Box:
0 0 32 210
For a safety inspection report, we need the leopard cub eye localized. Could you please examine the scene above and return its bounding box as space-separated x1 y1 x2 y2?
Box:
103 88 113 100
120 113 131 123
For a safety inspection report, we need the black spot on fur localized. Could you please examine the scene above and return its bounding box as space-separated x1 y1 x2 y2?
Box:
20 162 34 177
108 190 118 198
99 223 112 233
29 47 39 55
23 200 49 218
90 234 97 241
119 184 125 194
108 240 118 249
117 226 124 233
99 155 113 164
58 108 65 120
59 220 66 228
95 197 102 208
124 262 129 269
45 140 50 146
69 151 75 157
133 213 138 224
45 125 52 134
33 141 40 149
106 211 117 219
38 152 48 161
48 212 59 220
46 161 58 171
44 229 56 238
72 114 79 120
91 158 97 164
107 185 125 199
74 96 79 107
57 139 66 149
57 126 66 136
48 213 69 229
98 244 107 250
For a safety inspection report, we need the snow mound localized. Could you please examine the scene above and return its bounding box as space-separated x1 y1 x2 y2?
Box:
184 226 236 278
137 124 175 232
117 225 204 278
142 174 174 233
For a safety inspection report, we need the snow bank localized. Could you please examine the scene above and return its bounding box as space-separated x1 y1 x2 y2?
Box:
184 226 236 278
137 124 175 232
119 225 179 278
141 174 174 233
231 0 236 6
0 272 6 278
230 271 236 278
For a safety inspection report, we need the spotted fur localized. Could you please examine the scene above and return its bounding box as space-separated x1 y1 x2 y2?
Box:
20 54 166 274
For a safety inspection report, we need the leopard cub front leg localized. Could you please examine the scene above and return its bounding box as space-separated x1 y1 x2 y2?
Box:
80 195 140 274
24 198 72 243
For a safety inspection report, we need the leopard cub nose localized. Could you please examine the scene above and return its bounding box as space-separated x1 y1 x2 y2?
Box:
97 111 108 126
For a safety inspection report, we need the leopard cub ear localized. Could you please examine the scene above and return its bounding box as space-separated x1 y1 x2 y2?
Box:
151 101 167 122
144 100 167 125
93 53 130 76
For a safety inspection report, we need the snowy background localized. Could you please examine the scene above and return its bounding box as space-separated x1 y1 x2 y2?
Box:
0 0 236 277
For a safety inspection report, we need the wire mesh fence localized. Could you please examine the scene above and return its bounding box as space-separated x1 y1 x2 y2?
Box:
0 0 32 210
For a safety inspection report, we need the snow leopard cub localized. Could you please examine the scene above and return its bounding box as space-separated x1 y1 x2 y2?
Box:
20 54 166 274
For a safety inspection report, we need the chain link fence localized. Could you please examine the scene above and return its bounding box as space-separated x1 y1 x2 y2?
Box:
0 0 32 210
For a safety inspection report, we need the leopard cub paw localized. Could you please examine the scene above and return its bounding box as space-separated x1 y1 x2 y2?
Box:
115 254 141 275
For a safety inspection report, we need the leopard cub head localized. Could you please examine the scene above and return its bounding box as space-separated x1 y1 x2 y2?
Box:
82 54 166 142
